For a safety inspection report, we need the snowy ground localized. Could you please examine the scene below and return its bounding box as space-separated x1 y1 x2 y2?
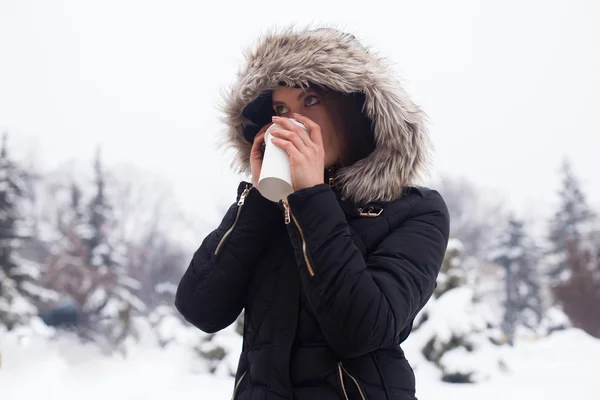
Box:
1 327 599 399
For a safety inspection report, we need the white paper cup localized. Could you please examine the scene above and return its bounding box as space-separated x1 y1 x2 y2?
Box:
257 119 308 202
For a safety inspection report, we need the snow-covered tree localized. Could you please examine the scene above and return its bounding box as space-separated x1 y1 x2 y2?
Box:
84 150 142 340
491 216 544 344
40 150 144 351
408 239 505 383
41 181 100 326
412 286 504 383
435 238 467 297
548 159 596 283
0 133 55 330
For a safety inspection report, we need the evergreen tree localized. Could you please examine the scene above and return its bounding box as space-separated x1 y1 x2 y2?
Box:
410 239 505 383
82 149 145 348
42 149 144 350
548 159 595 283
0 133 54 330
85 149 113 267
492 216 544 344
42 180 103 331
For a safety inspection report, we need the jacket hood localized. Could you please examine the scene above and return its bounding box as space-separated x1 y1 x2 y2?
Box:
220 27 431 205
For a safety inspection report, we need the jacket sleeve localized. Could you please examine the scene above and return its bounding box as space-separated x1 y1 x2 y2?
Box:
284 184 449 359
175 181 281 333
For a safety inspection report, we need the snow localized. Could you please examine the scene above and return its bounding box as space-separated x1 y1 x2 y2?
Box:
447 238 463 253
11 259 42 280
419 287 494 342
1 325 598 400
18 280 60 303
154 282 177 296
404 287 506 383
3 295 36 316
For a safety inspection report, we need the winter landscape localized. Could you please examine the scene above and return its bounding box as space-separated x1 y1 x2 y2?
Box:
1 1 600 399
1 142 598 400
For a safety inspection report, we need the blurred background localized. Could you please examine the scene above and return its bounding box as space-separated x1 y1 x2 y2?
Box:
1 0 599 398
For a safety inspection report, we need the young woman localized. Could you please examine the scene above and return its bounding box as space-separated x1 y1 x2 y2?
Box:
176 27 450 400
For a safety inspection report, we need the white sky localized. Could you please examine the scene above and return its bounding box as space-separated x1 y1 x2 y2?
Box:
1 0 599 231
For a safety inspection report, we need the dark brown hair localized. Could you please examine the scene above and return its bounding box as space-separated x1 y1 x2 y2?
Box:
313 87 375 167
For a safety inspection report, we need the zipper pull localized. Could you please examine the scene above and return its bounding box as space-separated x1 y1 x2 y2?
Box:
328 168 335 188
238 186 250 206
282 199 291 225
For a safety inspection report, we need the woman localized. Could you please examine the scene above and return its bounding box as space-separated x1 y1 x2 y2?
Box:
175 27 450 400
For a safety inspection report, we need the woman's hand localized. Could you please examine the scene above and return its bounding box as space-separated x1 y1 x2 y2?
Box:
269 113 325 191
250 122 274 187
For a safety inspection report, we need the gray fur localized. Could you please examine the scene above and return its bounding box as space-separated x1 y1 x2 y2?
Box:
219 26 431 205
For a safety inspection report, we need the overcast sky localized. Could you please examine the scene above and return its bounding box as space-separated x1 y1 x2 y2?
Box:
1 0 598 232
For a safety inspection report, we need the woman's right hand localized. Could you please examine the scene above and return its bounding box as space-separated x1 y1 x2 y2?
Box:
250 123 273 187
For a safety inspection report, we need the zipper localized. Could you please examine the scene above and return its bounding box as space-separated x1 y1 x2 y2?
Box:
338 363 350 400
338 362 367 400
281 198 315 277
231 370 247 400
214 185 251 256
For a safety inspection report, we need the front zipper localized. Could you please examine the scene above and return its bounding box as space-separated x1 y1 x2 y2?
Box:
231 370 247 400
214 185 251 256
281 198 315 277
338 362 367 400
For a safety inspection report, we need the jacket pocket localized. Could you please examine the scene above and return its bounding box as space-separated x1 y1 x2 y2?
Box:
231 370 247 400
337 361 367 400
214 185 251 256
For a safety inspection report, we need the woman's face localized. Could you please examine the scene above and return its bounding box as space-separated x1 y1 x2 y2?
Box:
271 86 342 168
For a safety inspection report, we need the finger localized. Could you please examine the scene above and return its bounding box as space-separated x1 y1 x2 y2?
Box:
255 123 273 144
253 131 266 145
272 116 312 147
292 113 323 148
257 122 273 136
251 132 267 155
252 121 274 150
269 128 308 154
271 137 304 162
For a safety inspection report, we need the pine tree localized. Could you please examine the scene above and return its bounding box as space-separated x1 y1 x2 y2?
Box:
0 133 54 330
85 149 113 267
82 149 145 348
548 159 595 283
492 216 544 344
42 150 144 350
410 240 505 383
42 180 105 331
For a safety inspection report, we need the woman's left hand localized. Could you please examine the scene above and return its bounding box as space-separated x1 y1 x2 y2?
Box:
269 113 325 192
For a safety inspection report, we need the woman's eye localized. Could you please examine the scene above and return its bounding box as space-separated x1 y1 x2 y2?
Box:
275 105 289 115
305 95 320 107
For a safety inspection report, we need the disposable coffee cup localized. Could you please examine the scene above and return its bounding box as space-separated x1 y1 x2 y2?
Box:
257 119 309 202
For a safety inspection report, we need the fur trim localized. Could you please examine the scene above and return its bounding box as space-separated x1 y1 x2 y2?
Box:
219 26 431 205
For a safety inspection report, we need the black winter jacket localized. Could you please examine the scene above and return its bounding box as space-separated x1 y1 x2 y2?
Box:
176 27 451 399
175 179 449 399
